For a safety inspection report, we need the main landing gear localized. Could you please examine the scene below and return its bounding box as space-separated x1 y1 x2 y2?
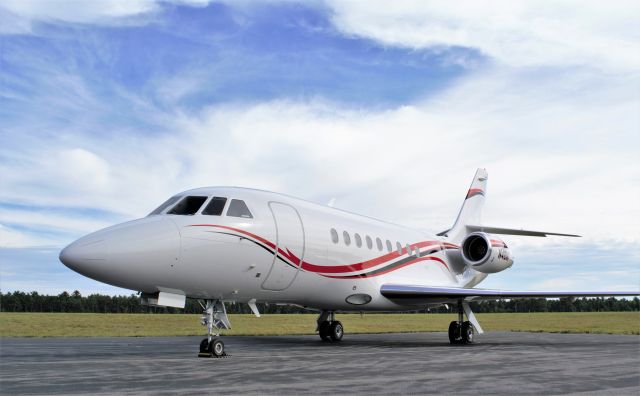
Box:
198 299 231 358
448 300 475 345
317 311 343 342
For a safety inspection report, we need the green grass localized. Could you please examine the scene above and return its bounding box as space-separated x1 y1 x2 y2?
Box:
0 312 638 338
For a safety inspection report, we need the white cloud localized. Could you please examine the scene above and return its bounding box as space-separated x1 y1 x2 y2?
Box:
326 0 640 72
0 224 58 248
1 1 638 292
532 272 640 292
56 148 112 192
0 0 216 34
0 0 158 33
0 208 113 246
2 67 638 252
5 0 638 73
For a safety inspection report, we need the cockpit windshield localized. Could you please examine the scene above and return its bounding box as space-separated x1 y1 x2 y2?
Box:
148 195 182 216
148 194 253 218
168 196 208 215
202 196 227 216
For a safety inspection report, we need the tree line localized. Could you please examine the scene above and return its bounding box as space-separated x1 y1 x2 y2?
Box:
1 290 638 314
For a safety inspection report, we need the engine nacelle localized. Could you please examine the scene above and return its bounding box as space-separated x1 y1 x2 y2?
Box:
461 232 513 274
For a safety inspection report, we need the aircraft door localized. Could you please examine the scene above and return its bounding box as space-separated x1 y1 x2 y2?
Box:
261 202 305 291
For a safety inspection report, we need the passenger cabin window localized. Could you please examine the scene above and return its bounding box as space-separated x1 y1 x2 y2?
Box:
354 233 362 248
227 199 253 218
202 197 227 216
366 236 373 249
330 228 339 244
386 240 392 253
149 195 182 216
168 196 207 215
343 231 351 246
376 237 383 251
396 242 402 255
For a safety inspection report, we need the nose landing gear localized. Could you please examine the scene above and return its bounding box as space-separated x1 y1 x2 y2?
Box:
317 311 343 342
198 299 231 358
199 337 225 357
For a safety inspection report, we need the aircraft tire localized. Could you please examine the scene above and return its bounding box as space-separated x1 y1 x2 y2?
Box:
461 321 474 344
448 321 461 344
319 321 331 341
209 338 225 357
199 338 209 353
329 321 344 342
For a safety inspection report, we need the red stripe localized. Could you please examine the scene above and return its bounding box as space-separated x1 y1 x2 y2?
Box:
323 256 449 279
466 188 484 198
188 224 276 249
299 241 442 274
189 224 303 266
188 224 457 275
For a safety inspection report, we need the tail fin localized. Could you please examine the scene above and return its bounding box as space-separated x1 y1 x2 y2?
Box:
438 168 488 243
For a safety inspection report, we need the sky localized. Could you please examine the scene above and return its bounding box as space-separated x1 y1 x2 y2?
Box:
0 0 639 296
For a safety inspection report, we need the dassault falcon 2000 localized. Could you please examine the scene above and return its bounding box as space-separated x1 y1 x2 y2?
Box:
60 169 638 357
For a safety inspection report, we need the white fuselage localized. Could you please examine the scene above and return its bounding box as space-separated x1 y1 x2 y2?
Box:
60 187 488 311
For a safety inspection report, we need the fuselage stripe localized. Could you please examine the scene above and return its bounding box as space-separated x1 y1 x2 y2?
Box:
188 224 458 279
324 256 448 279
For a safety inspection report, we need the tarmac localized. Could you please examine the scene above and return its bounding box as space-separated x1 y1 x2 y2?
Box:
1 332 639 395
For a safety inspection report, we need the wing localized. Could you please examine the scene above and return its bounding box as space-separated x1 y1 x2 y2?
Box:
465 225 580 237
381 284 639 303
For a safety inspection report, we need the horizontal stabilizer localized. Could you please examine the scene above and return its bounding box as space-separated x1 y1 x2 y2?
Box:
381 284 638 303
466 225 580 237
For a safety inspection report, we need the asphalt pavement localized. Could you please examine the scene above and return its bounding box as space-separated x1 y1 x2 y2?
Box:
1 332 639 395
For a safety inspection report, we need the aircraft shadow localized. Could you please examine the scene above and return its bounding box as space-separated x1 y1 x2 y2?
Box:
229 334 544 349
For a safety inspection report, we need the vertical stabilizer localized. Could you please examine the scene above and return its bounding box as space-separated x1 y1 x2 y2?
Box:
441 168 488 244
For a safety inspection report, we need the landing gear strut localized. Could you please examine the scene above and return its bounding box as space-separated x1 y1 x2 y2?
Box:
448 300 475 345
198 299 231 358
317 311 343 342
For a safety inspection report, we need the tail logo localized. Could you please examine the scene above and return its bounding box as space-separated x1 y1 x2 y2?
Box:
466 188 485 199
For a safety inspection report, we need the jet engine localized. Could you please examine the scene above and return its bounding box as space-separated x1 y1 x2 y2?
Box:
461 232 513 273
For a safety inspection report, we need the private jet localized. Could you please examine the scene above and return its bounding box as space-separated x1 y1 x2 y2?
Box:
60 169 638 357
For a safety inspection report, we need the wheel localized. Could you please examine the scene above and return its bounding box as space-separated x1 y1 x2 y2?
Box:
319 321 331 341
209 338 225 357
200 338 209 353
461 321 474 344
329 321 343 342
448 321 461 344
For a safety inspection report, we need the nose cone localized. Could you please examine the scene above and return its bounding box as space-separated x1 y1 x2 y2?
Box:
59 217 181 291
60 238 108 274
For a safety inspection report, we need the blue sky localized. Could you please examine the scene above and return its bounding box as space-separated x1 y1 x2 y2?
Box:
1 0 639 295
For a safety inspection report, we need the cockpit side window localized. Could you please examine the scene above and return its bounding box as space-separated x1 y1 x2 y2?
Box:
202 196 227 216
168 196 208 215
148 195 182 216
226 199 253 218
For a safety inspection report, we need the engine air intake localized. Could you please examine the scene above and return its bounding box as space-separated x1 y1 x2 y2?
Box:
461 232 513 274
